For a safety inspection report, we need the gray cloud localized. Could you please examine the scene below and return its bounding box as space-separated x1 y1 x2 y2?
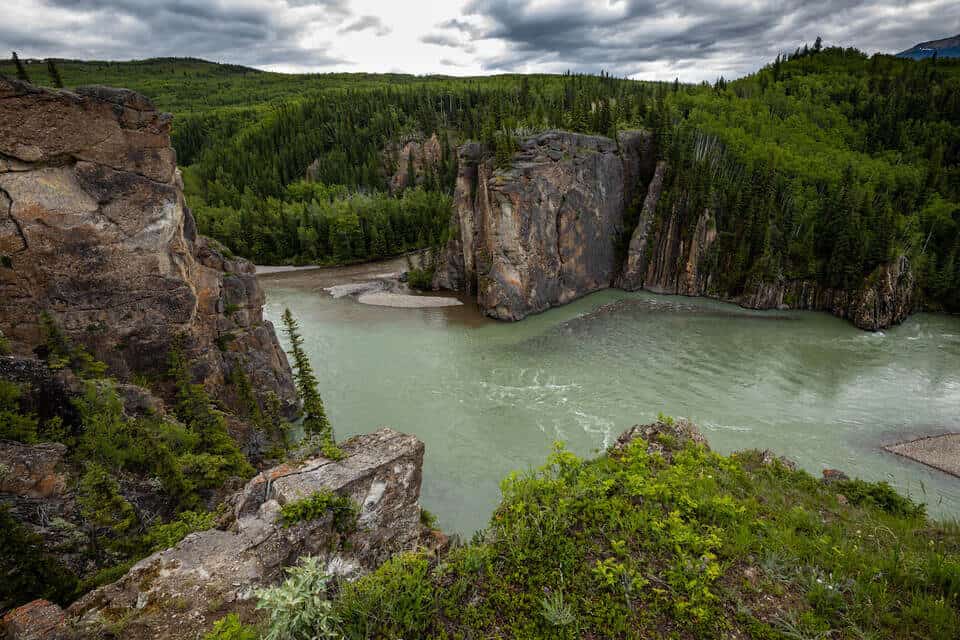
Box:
4 0 960 80
339 15 391 37
455 0 960 78
6 0 350 68
420 31 476 54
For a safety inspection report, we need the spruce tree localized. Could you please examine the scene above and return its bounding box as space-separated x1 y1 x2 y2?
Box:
11 51 30 83
46 59 64 88
281 308 341 458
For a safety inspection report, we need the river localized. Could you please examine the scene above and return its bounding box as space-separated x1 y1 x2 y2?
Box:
260 260 960 535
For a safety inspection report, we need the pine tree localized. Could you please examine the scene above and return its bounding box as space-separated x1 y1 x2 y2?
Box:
46 59 64 88
11 51 30 83
281 308 341 458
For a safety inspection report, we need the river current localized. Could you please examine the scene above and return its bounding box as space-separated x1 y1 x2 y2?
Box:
262 266 960 535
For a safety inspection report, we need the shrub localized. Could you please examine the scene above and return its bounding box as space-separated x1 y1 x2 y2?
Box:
40 312 108 378
406 266 434 290
334 553 434 640
203 614 259 640
145 510 217 552
832 478 926 518
0 380 39 442
0 505 79 608
255 556 341 640
280 491 358 532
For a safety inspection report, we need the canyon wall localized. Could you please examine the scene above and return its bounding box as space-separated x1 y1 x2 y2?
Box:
434 130 655 320
615 161 915 330
437 131 914 330
0 77 297 418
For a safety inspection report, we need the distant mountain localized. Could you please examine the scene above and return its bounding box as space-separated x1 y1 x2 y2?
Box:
897 34 960 59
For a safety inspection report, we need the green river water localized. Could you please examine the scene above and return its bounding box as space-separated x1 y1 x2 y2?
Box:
262 276 960 536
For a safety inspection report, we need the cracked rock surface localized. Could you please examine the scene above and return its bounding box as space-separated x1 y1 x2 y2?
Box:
0 77 297 427
434 130 655 320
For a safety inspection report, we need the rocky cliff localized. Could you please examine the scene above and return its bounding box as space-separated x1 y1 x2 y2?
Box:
434 130 655 320
0 77 297 418
615 161 915 330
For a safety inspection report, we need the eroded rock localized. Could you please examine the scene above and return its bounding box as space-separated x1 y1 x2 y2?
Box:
0 77 297 435
435 130 655 320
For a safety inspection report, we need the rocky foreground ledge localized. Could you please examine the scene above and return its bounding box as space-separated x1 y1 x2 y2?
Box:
3 428 431 640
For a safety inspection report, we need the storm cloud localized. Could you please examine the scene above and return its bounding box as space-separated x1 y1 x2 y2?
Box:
5 0 960 80
442 0 960 79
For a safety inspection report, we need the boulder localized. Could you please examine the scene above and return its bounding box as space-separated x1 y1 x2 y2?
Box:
1 600 68 640
66 428 426 640
0 77 297 436
0 440 68 499
613 418 708 461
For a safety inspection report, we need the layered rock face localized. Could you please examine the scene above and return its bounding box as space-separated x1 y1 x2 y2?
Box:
0 77 296 416
615 161 914 330
435 130 655 320
59 428 426 640
733 255 915 330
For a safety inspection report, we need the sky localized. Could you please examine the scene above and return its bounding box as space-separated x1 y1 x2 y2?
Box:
5 0 960 83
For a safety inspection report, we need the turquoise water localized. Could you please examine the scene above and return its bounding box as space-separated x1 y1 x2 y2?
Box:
262 284 960 535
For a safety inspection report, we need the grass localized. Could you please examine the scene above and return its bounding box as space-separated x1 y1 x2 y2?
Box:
309 420 959 639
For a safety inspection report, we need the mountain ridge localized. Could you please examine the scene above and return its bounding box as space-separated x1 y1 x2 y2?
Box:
897 33 960 59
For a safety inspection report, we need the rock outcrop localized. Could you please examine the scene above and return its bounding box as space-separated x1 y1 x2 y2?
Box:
385 133 445 193
732 255 915 330
434 130 655 320
0 77 297 419
614 158 915 331
62 428 426 640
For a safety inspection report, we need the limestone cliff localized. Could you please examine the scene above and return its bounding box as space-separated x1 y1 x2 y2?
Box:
0 77 297 418
434 130 655 320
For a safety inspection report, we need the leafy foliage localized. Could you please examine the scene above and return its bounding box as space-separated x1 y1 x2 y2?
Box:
40 312 108 378
279 491 358 533
291 428 960 639
255 556 342 640
203 614 259 640
0 380 40 442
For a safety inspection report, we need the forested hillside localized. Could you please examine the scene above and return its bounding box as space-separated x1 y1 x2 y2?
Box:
4 48 958 310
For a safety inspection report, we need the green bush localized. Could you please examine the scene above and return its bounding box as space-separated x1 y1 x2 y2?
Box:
832 478 926 519
255 556 341 640
0 505 79 608
334 552 434 640
203 614 259 640
279 491 357 532
0 380 39 442
306 431 960 639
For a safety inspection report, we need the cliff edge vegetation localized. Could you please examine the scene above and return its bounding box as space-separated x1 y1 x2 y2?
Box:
211 420 958 640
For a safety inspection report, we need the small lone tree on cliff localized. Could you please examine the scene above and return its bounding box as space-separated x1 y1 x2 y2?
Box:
281 308 341 458
46 59 64 88
11 52 30 83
